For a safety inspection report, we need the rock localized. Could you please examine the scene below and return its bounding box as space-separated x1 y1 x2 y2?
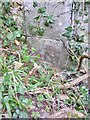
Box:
27 36 72 69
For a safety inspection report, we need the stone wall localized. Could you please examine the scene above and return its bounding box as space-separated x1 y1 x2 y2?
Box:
27 36 71 69
24 0 72 39
23 1 88 69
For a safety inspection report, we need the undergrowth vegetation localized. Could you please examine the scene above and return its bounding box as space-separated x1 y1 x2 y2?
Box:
0 1 89 119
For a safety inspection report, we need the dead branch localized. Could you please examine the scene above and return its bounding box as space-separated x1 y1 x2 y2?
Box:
61 74 89 89
77 55 90 71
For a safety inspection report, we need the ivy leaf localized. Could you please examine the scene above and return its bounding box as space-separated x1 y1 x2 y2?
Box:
4 96 9 102
37 27 45 36
75 20 80 24
85 0 90 3
31 112 40 118
38 7 46 13
37 94 44 101
29 24 33 30
44 20 49 27
45 15 54 26
34 16 40 20
80 26 85 30
13 112 18 118
7 32 15 41
65 26 72 32
84 19 88 23
42 12 47 17
33 0 38 8
3 39 10 46
79 35 84 42
22 98 29 104
32 28 38 36
62 32 71 38
31 47 37 53
15 109 20 115
46 16 54 24
23 55 31 63
79 11 82 16
79 86 88 95
13 29 22 38
19 111 28 118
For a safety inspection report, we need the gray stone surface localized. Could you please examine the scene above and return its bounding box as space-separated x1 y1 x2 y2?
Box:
23 1 88 69
24 1 71 39
24 1 72 69
27 36 72 69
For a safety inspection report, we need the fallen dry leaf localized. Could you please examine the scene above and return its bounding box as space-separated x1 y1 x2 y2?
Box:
14 39 20 46
13 61 24 69
25 63 40 86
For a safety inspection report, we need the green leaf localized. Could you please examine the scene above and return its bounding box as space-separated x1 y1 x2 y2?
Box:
65 26 72 32
4 96 9 102
34 16 40 20
22 98 29 104
38 7 46 13
14 29 22 38
31 47 37 53
19 111 28 118
22 98 33 108
42 12 47 17
64 98 73 106
31 112 40 118
33 0 38 8
37 27 45 36
7 32 14 41
79 11 82 16
18 86 25 95
79 35 84 42
62 32 71 38
0 57 3 63
85 0 90 3
32 28 38 36
4 39 10 46
19 96 26 101
37 94 44 101
44 20 49 27
84 19 88 23
75 20 80 24
0 19 3 25
29 24 34 30
15 109 20 115
6 102 12 117
23 55 31 63
37 102 43 108
80 26 85 30
47 16 54 23
13 112 18 118
80 86 88 95
84 11 88 16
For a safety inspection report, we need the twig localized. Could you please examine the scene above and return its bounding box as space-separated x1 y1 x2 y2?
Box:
61 74 89 89
69 48 87 73
56 37 87 72
77 55 90 71
49 73 89 90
